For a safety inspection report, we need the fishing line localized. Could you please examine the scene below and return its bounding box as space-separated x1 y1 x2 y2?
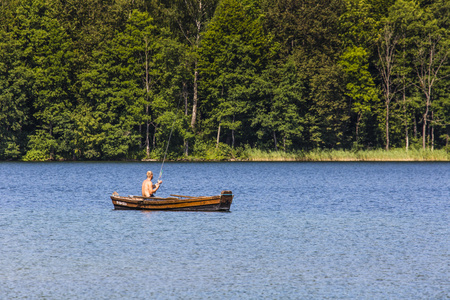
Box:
158 93 183 182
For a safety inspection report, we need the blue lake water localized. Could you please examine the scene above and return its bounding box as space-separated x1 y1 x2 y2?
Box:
0 161 449 299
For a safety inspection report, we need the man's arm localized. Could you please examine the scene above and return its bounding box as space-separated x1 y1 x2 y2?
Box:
151 180 162 193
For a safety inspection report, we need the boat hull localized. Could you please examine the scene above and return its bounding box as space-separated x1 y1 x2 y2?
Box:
111 190 233 212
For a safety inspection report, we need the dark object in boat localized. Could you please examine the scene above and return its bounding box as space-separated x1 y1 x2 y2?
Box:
111 190 233 211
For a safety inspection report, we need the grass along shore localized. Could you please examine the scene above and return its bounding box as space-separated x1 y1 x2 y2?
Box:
242 148 450 162
14 147 450 162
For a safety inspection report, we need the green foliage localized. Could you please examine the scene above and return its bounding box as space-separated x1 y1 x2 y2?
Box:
23 130 57 161
190 140 246 160
340 46 378 116
199 0 277 148
0 0 449 161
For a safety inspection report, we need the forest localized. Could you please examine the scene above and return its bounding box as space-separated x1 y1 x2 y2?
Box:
1 0 449 161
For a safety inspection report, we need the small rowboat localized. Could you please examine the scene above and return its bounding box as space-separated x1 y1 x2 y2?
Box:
111 190 233 211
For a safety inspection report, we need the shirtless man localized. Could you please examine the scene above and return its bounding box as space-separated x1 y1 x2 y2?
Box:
142 171 162 198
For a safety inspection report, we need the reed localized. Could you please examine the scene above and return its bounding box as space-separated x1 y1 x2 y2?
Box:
243 148 300 161
244 148 450 162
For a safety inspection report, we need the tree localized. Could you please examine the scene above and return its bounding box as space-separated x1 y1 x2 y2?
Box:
377 22 399 150
153 0 219 156
6 0 74 160
262 0 350 150
386 0 421 150
253 57 306 151
175 0 219 130
409 1 450 149
0 26 33 159
199 0 275 149
78 10 172 159
340 46 379 145
339 0 383 148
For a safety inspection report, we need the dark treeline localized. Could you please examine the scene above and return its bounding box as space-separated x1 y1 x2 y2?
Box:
1 0 449 160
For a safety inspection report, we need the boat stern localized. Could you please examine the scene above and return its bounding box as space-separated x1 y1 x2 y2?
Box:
219 190 233 211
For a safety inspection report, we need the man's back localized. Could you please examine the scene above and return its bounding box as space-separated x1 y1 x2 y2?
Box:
142 179 153 197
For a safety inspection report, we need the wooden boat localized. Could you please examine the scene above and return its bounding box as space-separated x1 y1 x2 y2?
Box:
111 190 233 211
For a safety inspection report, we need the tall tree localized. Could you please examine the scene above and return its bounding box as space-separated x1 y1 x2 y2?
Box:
387 0 420 150
377 22 399 150
263 0 350 149
253 56 306 151
0 17 33 159
78 10 183 159
163 0 219 131
9 0 74 160
340 46 379 145
409 1 450 149
199 0 275 148
340 0 382 148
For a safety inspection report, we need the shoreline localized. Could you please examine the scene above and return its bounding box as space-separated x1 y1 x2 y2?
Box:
2 158 449 162
4 149 449 162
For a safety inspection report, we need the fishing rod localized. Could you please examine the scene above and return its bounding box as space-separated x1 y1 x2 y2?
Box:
158 95 183 183
158 114 177 182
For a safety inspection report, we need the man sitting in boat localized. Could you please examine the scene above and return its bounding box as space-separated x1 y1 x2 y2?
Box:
142 171 162 198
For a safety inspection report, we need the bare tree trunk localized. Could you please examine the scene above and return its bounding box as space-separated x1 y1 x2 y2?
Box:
184 82 188 115
216 122 221 149
377 24 398 152
431 111 434 151
183 82 189 156
446 129 449 150
231 130 235 148
191 63 198 129
189 1 203 130
355 113 361 144
421 79 432 150
145 38 151 158
422 96 430 150
153 125 157 150
415 33 448 149
231 115 235 148
139 124 142 149
401 37 409 151
177 1 218 133
273 131 278 151
403 91 409 151
146 117 150 158
414 115 417 139
386 101 390 151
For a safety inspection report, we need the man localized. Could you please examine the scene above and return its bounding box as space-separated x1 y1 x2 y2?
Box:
142 171 162 198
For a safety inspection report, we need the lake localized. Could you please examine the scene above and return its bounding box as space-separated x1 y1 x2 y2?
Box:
0 161 449 299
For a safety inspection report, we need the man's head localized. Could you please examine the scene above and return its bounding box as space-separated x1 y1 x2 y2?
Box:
147 171 153 179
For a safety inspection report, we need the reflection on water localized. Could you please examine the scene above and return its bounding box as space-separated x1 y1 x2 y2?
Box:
0 162 449 299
